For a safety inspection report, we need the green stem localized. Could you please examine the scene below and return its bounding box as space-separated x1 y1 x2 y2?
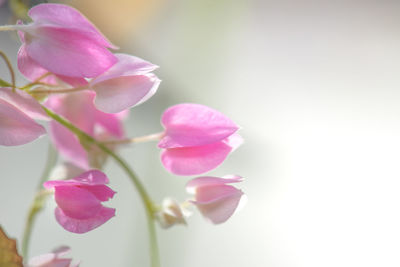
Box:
42 106 160 267
0 50 16 92
21 145 58 259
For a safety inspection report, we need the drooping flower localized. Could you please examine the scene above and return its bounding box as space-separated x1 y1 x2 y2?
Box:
17 3 117 80
0 87 47 146
27 246 79 267
43 170 116 234
155 197 191 229
45 91 125 169
186 175 244 224
90 53 161 113
158 103 242 175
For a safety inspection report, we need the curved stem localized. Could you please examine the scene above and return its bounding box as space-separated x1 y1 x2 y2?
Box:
42 106 160 267
0 50 16 92
102 132 164 145
30 86 89 94
21 145 58 259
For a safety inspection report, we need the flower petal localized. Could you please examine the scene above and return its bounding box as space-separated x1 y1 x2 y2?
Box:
161 140 233 176
55 206 115 234
54 185 102 219
159 103 239 148
91 54 158 84
0 87 48 120
26 26 117 78
28 3 116 49
44 170 109 189
0 98 46 146
186 175 243 194
93 74 160 113
48 121 89 169
194 189 243 224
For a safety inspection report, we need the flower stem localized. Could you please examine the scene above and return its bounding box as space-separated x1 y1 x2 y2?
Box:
0 50 16 92
21 145 58 259
102 132 164 145
30 86 89 94
42 106 161 267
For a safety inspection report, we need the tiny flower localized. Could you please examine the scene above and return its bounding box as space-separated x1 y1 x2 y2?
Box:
90 53 161 113
17 3 117 80
27 246 79 267
159 103 243 175
45 91 126 169
43 170 116 234
0 87 47 146
155 198 191 229
186 175 244 224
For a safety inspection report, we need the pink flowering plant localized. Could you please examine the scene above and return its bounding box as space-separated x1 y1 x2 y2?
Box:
0 3 245 266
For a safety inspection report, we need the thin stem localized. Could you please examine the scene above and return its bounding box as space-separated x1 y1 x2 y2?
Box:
21 145 58 259
0 24 30 32
0 50 16 92
102 132 164 145
30 86 89 94
42 106 160 267
20 72 53 90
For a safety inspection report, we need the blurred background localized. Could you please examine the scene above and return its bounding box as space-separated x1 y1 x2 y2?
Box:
1 0 400 266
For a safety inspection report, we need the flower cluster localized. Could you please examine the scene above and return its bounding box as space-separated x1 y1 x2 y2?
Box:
0 3 246 265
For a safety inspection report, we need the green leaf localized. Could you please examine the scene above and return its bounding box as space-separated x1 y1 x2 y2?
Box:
0 227 23 267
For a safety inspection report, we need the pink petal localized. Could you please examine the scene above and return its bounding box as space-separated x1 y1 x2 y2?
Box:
159 103 239 148
91 53 158 85
93 74 160 113
28 3 116 49
78 185 115 202
26 26 117 78
55 206 115 234
0 87 48 120
194 184 241 203
94 109 125 138
44 170 109 189
18 44 88 87
161 140 233 176
0 98 46 146
49 121 89 169
194 189 243 224
186 175 243 193
54 186 102 220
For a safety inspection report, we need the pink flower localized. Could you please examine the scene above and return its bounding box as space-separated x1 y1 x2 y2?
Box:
158 103 243 175
17 3 117 80
27 246 79 267
0 87 47 146
43 170 116 234
186 175 244 224
90 53 161 113
45 91 125 169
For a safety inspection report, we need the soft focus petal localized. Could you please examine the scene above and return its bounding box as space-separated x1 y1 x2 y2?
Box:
194 189 243 224
26 26 117 78
54 186 102 219
161 140 233 176
93 74 160 113
94 109 125 138
159 103 239 148
186 175 243 194
78 185 116 202
28 3 116 49
91 54 158 85
44 170 109 189
0 87 48 120
0 99 45 146
49 121 89 169
55 206 115 234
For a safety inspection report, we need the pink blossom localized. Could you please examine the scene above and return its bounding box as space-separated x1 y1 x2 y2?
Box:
27 246 79 267
17 3 117 79
159 103 242 175
0 87 47 146
43 170 116 234
186 175 244 224
90 53 161 113
45 91 125 169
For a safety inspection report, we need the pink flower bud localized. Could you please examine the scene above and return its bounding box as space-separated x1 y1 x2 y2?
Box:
17 3 117 79
43 170 116 234
27 246 79 267
159 103 243 175
186 175 244 224
90 53 161 113
0 87 47 146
